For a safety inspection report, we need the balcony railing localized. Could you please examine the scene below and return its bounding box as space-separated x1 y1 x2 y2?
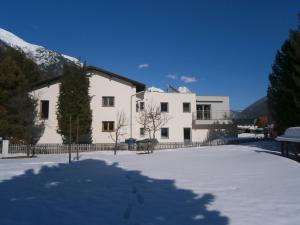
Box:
193 110 231 121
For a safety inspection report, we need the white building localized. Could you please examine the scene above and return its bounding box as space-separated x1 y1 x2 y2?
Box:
31 66 231 144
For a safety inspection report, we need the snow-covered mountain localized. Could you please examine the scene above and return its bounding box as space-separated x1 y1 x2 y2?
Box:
0 28 81 76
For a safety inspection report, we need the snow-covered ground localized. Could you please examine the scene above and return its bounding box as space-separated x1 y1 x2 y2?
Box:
238 133 264 138
0 142 299 225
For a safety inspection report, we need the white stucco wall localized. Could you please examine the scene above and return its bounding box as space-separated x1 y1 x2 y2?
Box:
192 129 209 143
137 92 196 142
195 96 231 124
30 74 231 144
193 96 232 142
89 72 138 143
31 83 62 143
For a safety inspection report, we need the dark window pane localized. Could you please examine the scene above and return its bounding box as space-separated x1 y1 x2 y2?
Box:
196 104 211 120
183 103 190 112
110 97 114 106
102 121 114 132
140 128 145 136
40 100 49 119
161 128 169 138
140 102 144 111
161 102 168 112
103 97 114 107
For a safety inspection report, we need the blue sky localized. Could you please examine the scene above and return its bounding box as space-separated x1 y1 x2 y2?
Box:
0 0 299 110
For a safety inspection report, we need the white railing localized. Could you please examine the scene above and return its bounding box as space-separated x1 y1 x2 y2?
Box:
193 110 231 121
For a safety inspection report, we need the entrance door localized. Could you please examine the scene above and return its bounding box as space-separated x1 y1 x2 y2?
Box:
184 128 191 142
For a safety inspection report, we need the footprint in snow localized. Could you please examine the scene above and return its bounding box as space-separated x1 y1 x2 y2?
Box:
137 194 144 205
123 206 132 220
132 186 137 194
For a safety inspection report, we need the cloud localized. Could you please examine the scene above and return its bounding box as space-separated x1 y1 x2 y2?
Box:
138 64 150 69
167 74 177 80
180 76 197 83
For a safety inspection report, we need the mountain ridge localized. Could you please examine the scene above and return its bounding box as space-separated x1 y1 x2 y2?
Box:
0 28 81 76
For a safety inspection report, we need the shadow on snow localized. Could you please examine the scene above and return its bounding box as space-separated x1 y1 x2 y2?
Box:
240 140 281 156
0 159 229 225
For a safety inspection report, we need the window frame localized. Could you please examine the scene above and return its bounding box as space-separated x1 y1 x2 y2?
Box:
160 102 169 113
102 96 115 107
183 102 191 113
161 127 169 139
40 100 49 120
196 104 211 120
140 127 145 137
102 121 115 132
139 102 145 111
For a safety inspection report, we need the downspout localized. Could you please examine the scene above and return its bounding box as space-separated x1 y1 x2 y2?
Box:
130 90 145 139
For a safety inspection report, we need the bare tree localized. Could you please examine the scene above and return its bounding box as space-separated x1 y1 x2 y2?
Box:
146 104 170 139
137 103 171 152
136 107 152 138
109 111 127 155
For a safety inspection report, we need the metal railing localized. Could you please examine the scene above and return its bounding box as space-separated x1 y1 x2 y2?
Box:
193 110 232 121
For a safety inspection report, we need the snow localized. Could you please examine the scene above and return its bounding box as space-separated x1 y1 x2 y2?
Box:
147 86 165 92
276 127 300 143
62 54 81 64
0 27 80 65
177 86 191 93
237 125 258 130
0 142 300 225
238 133 264 138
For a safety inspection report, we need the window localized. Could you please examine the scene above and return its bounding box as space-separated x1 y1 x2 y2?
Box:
40 100 49 119
102 96 115 107
183 102 191 113
161 128 169 139
160 102 168 112
140 102 145 111
196 104 211 120
140 128 145 137
102 121 114 132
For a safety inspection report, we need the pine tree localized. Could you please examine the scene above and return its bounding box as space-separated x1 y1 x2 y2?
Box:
0 48 43 143
56 63 92 143
267 17 300 134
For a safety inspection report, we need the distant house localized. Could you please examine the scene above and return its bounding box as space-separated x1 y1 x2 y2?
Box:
31 66 232 143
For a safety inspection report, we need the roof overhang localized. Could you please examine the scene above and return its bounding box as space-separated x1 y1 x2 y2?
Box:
30 65 146 92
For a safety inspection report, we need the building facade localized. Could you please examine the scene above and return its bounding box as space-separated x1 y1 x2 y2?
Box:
31 66 231 144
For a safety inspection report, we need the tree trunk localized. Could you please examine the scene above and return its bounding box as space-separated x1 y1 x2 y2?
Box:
114 132 118 155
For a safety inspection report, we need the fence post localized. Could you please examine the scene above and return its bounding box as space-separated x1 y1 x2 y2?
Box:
1 140 9 158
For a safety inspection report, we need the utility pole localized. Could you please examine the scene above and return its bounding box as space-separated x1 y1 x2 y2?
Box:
76 116 79 160
69 115 72 163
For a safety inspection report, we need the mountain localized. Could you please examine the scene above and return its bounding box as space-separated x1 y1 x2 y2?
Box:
234 96 270 123
241 96 269 119
0 28 81 76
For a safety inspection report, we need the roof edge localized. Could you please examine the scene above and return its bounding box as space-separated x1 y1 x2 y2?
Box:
30 65 146 92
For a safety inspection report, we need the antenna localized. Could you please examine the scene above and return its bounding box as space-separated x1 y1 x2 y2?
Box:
168 84 179 93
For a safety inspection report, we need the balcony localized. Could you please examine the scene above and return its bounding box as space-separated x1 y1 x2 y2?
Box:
193 110 232 125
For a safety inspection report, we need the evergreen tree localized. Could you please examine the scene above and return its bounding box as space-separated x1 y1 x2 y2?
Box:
56 63 92 143
267 17 300 134
0 48 43 143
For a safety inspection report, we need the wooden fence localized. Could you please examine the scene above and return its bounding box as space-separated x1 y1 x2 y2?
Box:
8 143 127 155
8 142 208 155
7 137 264 155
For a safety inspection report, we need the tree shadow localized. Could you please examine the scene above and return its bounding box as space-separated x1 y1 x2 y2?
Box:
240 140 281 156
0 159 229 225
